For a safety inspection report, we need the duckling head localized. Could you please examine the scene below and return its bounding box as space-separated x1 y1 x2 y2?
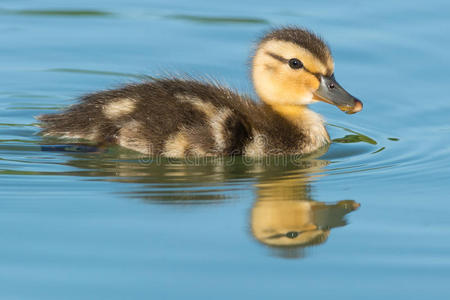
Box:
252 27 362 114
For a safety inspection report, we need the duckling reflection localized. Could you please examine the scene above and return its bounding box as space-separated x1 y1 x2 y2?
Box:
249 157 359 258
55 150 359 258
251 193 359 258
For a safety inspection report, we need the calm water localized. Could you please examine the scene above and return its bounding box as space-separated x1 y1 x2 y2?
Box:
1 0 449 299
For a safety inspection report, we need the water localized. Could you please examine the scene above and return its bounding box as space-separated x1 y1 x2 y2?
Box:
1 0 449 298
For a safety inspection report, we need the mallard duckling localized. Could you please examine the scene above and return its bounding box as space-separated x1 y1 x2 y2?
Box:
38 27 363 156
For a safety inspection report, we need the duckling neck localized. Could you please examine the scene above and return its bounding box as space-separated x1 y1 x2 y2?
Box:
270 104 330 151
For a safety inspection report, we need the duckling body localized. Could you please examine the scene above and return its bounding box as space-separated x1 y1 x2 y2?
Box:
39 27 362 156
39 79 320 156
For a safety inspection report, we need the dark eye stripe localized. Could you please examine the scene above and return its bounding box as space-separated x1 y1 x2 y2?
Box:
266 51 288 63
266 51 322 80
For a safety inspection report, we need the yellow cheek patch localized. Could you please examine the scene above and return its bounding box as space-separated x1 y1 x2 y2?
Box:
284 70 320 91
271 69 321 104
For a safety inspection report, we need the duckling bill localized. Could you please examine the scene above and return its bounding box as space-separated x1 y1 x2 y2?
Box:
38 27 363 156
314 74 362 114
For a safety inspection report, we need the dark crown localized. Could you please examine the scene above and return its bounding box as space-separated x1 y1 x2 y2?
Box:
260 27 331 66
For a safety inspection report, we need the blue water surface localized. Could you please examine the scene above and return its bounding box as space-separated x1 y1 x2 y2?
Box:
0 0 449 299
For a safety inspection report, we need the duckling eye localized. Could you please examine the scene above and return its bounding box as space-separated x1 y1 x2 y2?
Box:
288 58 303 69
286 231 299 239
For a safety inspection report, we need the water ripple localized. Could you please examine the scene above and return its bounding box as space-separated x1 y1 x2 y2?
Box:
166 14 269 24
2 9 114 17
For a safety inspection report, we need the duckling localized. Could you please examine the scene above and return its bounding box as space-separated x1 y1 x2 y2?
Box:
38 27 363 156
